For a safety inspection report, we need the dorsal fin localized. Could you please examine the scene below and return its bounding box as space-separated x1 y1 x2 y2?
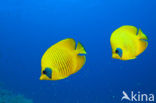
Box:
53 38 76 50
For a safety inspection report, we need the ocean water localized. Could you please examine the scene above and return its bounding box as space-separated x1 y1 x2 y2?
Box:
0 0 155 103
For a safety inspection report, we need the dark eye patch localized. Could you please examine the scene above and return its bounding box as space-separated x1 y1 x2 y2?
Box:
43 68 52 79
115 49 119 53
115 48 122 57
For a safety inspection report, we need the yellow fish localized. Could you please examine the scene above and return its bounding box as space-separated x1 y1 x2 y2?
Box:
110 25 148 60
40 38 86 80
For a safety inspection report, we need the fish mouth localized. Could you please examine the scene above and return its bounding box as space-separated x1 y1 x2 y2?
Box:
112 55 116 59
40 76 44 80
39 74 51 80
112 54 121 59
112 54 116 58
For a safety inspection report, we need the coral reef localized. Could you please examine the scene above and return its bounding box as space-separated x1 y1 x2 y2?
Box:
0 88 33 103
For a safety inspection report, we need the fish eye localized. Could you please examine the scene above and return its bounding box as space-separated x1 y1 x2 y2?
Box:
43 68 52 79
43 70 47 74
115 48 122 57
115 49 119 53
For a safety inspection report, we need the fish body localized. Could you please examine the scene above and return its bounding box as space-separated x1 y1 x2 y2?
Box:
110 25 148 60
40 38 86 80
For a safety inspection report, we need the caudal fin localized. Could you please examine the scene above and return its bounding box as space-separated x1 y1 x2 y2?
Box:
72 42 86 74
138 29 148 40
76 42 87 54
136 29 148 55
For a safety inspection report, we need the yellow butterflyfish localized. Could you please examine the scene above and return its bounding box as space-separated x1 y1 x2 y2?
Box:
110 25 148 60
40 38 86 80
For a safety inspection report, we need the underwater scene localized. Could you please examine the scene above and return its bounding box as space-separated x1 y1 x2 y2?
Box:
0 0 156 103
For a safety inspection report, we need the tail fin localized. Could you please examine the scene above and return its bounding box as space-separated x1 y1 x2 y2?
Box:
72 42 86 74
138 29 148 40
76 42 87 54
136 29 148 55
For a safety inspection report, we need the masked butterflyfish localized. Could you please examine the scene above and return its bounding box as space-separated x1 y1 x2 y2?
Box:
110 25 148 60
40 38 86 80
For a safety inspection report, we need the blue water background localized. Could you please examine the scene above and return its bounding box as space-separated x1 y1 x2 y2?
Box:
0 0 155 103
